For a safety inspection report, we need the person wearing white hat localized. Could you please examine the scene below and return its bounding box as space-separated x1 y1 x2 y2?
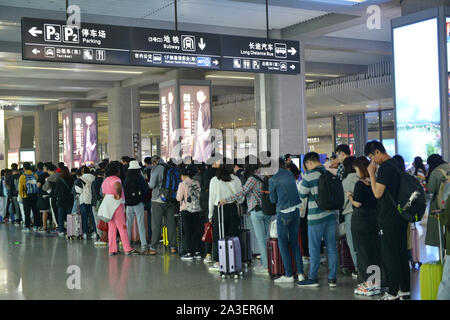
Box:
123 160 151 252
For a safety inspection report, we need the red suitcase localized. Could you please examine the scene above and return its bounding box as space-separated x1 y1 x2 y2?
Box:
267 238 296 279
339 237 355 274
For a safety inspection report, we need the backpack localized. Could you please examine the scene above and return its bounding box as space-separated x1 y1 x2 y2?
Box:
437 168 450 211
315 170 344 211
385 161 426 222
124 178 141 206
184 181 201 213
24 173 38 195
160 164 180 203
253 175 276 216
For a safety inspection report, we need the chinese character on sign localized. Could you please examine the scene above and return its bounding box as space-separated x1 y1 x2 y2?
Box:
57 48 61 54
262 43 267 50
268 44 274 51
164 35 171 43
135 53 139 58
98 30 106 38
82 29 89 37
255 43 261 50
90 29 97 38
249 42 255 50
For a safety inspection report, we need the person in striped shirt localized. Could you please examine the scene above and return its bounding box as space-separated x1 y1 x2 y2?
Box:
297 152 338 288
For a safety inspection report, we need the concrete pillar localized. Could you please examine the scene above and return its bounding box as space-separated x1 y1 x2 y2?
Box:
34 109 59 164
107 87 140 161
255 39 307 158
400 0 450 15
0 110 5 169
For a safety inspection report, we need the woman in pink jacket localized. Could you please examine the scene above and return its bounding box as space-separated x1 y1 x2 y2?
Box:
102 161 139 256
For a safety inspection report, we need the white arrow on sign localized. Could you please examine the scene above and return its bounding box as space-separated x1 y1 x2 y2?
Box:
213 60 219 66
290 65 295 70
32 48 40 55
288 47 297 56
198 38 206 50
28 27 43 37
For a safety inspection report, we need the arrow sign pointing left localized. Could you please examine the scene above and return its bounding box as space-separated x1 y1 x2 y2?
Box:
288 47 297 56
28 27 42 37
32 48 40 55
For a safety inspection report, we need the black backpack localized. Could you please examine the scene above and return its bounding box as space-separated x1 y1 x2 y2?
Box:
124 178 141 206
160 164 180 204
385 161 426 222
315 169 344 211
254 175 276 216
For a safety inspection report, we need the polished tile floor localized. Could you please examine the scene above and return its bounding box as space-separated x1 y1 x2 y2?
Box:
0 222 438 300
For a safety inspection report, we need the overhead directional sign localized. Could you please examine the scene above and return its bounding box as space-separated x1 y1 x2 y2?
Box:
130 27 221 69
22 17 130 65
21 17 300 74
220 35 300 74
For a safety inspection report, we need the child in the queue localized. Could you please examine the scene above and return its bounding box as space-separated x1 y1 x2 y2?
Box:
75 166 97 240
347 156 381 296
102 161 139 256
220 155 271 275
208 158 242 272
123 160 150 252
177 167 203 261
53 167 74 237
341 156 359 279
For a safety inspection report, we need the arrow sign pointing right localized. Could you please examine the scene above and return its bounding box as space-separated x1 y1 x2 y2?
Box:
288 47 297 56
28 27 43 37
213 60 219 66
290 65 295 70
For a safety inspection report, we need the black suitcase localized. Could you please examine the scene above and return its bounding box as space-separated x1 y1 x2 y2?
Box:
239 214 252 268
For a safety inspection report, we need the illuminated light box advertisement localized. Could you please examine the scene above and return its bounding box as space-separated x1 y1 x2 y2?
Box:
62 109 71 167
7 150 19 168
179 85 212 162
393 18 441 163
159 86 177 161
72 112 98 167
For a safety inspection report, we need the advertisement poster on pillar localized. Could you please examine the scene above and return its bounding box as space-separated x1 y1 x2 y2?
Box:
159 86 177 161
72 112 98 167
62 110 71 167
179 85 211 163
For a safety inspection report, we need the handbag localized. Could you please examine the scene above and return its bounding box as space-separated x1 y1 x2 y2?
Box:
97 219 108 232
202 221 213 243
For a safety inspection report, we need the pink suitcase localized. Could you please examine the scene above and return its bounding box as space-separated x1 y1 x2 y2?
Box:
410 222 422 268
66 213 82 240
218 205 242 278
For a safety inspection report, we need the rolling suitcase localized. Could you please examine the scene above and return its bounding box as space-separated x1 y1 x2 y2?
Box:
267 238 296 279
239 214 252 268
339 236 355 274
410 222 422 268
218 205 243 278
420 218 445 300
66 213 82 240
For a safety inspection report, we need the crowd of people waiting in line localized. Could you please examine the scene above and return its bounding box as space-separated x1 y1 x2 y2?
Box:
0 141 449 300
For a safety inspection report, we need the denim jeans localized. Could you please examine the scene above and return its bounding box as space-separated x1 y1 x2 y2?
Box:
344 212 357 268
308 217 338 281
80 203 96 235
58 207 72 233
276 208 304 277
144 202 152 240
126 203 148 250
250 210 272 269
71 198 78 214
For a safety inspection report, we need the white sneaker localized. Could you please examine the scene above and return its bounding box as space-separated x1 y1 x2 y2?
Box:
302 257 310 265
209 263 220 272
397 290 411 300
203 255 213 264
58 232 65 237
94 241 107 246
274 276 294 283
83 233 88 240
253 265 269 274
320 256 326 264
297 274 306 282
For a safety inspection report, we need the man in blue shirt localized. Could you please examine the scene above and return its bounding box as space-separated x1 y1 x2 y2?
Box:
269 157 305 283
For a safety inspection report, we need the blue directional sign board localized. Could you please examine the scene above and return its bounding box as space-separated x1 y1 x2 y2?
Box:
22 17 300 74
